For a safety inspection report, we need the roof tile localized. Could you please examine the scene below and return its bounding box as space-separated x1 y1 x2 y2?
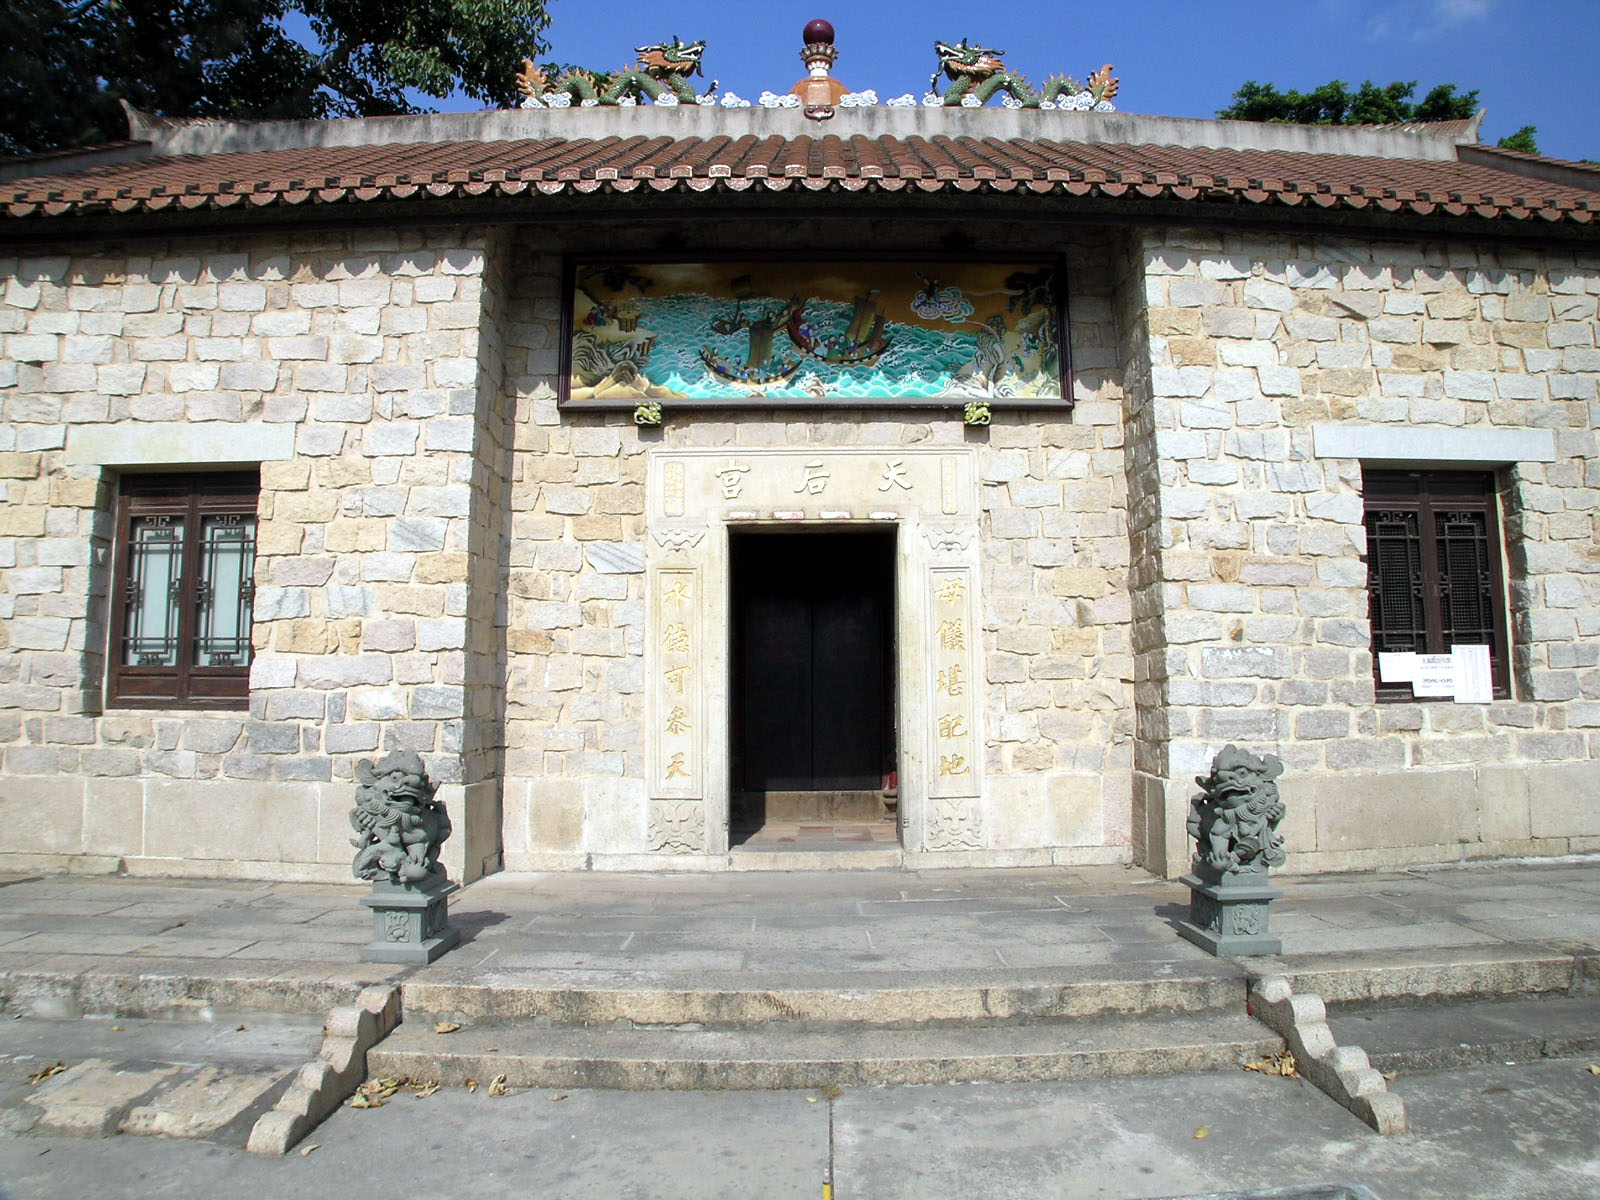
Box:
1 133 1596 226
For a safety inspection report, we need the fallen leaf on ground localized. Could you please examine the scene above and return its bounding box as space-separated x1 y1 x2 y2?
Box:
548 1093 567 1102
412 1082 441 1099
354 1077 402 1105
465 1078 479 1092
1242 1050 1298 1078
434 1021 461 1035
348 1093 382 1109
27 1063 66 1086
299 1144 319 1157
1587 1064 1600 1075
235 1024 246 1032
111 1025 123 1033
1194 1127 1209 1140
487 1074 512 1097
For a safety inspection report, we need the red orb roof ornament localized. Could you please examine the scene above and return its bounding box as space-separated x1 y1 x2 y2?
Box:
803 18 835 45
794 16 846 107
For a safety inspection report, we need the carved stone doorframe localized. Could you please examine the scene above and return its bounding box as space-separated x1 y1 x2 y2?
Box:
645 447 983 858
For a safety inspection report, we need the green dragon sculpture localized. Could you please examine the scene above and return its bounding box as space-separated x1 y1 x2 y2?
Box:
517 36 715 106
931 39 1119 109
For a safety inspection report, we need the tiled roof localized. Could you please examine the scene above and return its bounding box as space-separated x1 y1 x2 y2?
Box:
5 133 1599 224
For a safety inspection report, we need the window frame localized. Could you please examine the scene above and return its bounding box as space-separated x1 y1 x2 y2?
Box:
106 470 259 710
1363 468 1511 702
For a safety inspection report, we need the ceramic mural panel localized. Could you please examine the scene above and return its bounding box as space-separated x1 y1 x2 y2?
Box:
562 258 1068 407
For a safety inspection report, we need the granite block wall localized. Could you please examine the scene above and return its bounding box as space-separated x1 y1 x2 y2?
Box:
2 213 1596 881
1129 226 1600 875
496 219 1136 868
0 230 505 881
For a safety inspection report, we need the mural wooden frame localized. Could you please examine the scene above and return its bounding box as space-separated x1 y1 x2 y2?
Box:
558 253 1073 411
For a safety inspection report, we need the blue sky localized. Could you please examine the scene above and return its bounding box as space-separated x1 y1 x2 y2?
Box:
472 0 1598 160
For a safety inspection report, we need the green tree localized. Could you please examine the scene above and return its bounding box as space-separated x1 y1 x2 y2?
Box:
1495 125 1540 155
1218 78 1539 154
1218 79 1478 125
0 0 554 156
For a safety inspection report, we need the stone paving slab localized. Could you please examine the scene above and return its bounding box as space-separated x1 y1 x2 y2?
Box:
0 860 1596 1011
22 1060 183 1136
0 1012 324 1070
0 1011 331 1149
120 1066 289 1140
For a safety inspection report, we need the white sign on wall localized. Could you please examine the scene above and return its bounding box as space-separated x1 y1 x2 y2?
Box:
1376 645 1492 703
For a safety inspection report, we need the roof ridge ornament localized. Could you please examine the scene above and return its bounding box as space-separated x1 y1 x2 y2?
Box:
930 38 1119 110
792 18 849 119
517 36 718 107
511 24 1116 113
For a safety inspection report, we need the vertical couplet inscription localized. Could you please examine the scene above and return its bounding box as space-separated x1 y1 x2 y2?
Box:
928 567 979 801
652 566 702 799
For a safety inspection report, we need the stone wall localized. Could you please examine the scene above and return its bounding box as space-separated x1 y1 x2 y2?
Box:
496 219 1136 868
1134 226 1600 875
0 230 503 881
3 212 1596 882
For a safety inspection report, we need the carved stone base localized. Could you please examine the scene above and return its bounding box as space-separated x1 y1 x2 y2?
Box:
359 875 460 965
1176 873 1282 957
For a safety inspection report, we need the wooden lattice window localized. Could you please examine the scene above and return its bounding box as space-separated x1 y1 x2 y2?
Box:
107 472 259 708
1363 469 1510 700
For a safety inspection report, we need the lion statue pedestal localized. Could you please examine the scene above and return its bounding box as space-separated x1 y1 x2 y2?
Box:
349 750 461 965
1176 744 1287 957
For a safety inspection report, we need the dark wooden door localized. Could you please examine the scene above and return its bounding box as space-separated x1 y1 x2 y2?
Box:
734 531 894 792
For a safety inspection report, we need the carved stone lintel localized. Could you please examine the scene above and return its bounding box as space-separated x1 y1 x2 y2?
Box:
650 799 707 853
653 527 707 553
923 526 974 552
926 796 982 850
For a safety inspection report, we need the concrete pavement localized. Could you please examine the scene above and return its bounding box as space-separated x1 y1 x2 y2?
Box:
2 1055 1598 1199
1 856 1598 1189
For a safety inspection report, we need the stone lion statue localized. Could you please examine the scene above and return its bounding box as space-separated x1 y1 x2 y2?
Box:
349 750 452 885
1186 744 1287 876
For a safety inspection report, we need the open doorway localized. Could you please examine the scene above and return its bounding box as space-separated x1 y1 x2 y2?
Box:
729 528 899 850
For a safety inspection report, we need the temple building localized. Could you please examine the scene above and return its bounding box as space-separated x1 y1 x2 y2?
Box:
1 24 1597 884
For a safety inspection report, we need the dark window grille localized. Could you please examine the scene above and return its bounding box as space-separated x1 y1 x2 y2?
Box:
1363 470 1510 700
107 472 259 708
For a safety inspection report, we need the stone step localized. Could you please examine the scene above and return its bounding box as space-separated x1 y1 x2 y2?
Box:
725 846 903 871
402 964 1248 1027
735 790 894 821
1270 941 1583 1005
1326 993 1600 1075
367 1008 1282 1091
1 961 392 1020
